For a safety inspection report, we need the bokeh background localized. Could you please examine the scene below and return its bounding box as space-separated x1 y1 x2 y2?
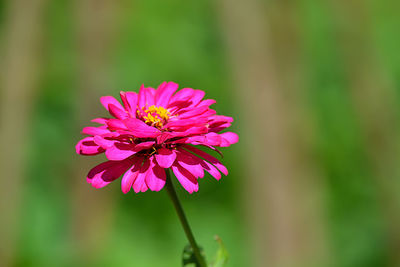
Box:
1 0 400 266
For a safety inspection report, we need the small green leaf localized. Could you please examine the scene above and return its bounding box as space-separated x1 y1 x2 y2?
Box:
211 235 229 267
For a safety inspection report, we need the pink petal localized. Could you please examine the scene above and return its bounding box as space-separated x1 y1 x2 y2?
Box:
189 89 205 107
156 132 174 144
105 142 136 160
169 88 205 110
109 104 128 120
172 135 206 146
81 126 110 136
91 118 108 124
155 148 176 168
204 132 223 146
100 96 125 112
106 119 128 131
105 141 155 161
202 110 218 117
219 132 239 147
209 115 233 124
169 88 195 103
121 157 143 194
123 118 161 138
145 157 166 191
177 106 211 119
157 126 208 144
137 85 146 108
120 91 138 114
146 88 156 105
134 141 156 150
87 158 133 188
199 159 221 180
183 145 228 175
175 148 204 178
197 99 216 107
208 115 234 133
209 123 232 133
165 117 208 129
161 127 208 143
93 135 115 149
138 86 155 108
120 91 129 109
155 81 178 107
175 133 227 147
171 163 199 194
133 158 150 193
76 137 105 155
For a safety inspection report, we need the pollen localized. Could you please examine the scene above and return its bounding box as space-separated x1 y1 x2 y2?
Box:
137 105 170 128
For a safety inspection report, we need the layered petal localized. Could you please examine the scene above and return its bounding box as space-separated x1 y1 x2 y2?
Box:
91 117 108 124
105 141 155 161
175 148 204 178
93 135 116 149
76 137 105 155
165 117 208 130
158 126 208 143
120 91 138 114
177 106 213 119
109 104 128 120
81 126 110 136
183 145 228 175
199 158 221 180
189 89 205 107
155 81 178 107
145 157 166 191
155 148 176 168
171 163 199 194
133 158 150 193
204 132 223 146
174 132 233 148
198 99 216 107
106 118 129 131
219 132 239 147
105 142 136 160
121 157 143 194
123 118 161 138
138 86 155 108
87 158 134 188
100 96 125 113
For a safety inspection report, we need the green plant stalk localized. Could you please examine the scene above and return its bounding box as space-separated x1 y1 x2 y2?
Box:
165 169 207 267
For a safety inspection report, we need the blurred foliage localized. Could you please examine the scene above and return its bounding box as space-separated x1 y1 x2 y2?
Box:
2 0 400 266
14 0 244 267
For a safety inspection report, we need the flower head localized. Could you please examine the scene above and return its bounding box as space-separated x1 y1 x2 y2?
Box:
76 82 238 194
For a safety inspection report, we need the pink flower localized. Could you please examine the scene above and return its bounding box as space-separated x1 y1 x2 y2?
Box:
76 82 238 194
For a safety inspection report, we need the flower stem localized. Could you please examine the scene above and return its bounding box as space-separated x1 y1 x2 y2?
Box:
165 169 207 267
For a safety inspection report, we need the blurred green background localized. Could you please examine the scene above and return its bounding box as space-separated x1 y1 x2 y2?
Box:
1 0 400 267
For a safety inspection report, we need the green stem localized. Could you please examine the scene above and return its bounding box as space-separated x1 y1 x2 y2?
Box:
165 169 207 267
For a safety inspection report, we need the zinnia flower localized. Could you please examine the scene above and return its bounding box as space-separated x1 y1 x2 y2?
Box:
76 82 238 194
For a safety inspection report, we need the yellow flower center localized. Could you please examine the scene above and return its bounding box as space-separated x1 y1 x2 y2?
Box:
138 105 170 128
